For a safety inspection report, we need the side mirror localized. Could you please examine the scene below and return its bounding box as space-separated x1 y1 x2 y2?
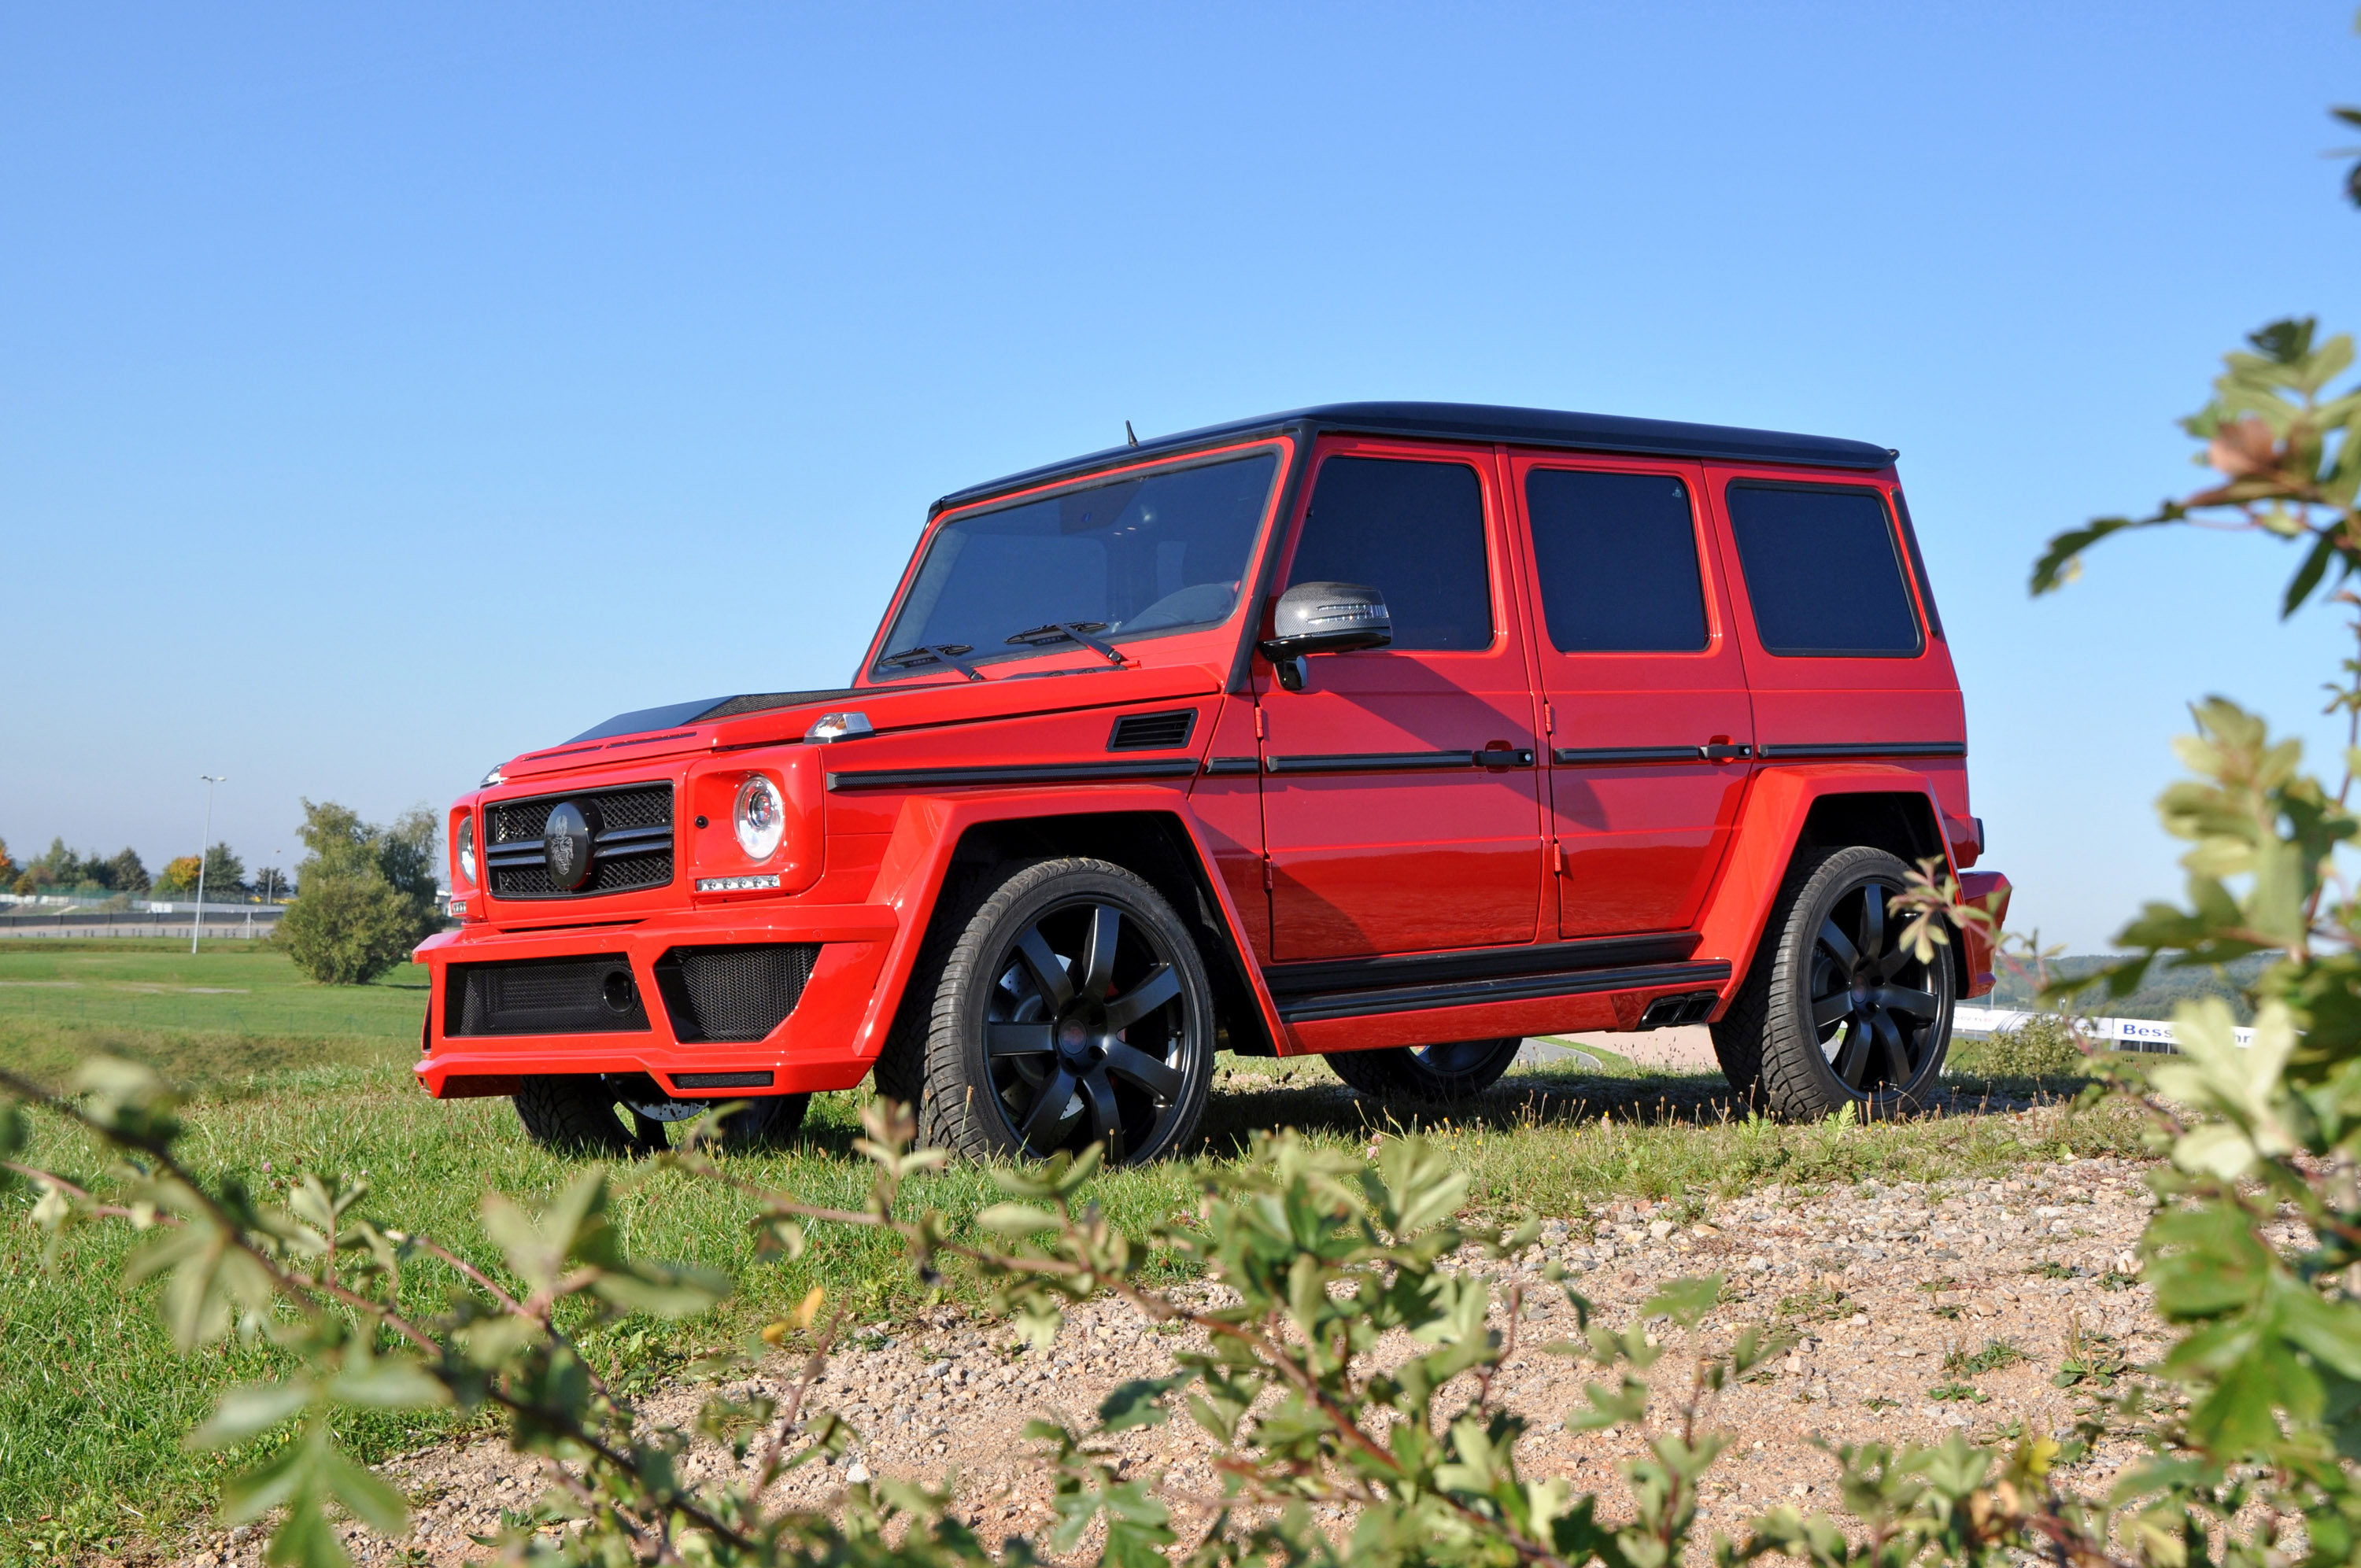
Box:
1259 581 1391 691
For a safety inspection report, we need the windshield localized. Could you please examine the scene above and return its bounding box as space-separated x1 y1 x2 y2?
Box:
872 449 1280 681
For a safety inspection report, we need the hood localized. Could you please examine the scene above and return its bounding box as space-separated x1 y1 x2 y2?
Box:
492 665 1225 783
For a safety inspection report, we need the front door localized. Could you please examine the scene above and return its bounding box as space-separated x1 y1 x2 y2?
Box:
1258 439 1544 961
1509 454 1754 937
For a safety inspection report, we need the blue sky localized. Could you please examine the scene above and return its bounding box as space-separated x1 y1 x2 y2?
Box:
3 2 2355 948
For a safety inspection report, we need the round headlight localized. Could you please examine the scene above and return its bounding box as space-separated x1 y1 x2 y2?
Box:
734 774 786 860
456 815 477 886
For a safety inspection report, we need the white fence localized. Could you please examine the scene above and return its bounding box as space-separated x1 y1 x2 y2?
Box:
1953 1005 2252 1053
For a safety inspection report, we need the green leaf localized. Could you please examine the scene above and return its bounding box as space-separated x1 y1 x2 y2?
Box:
976 1203 1062 1238
325 1355 448 1411
319 1444 409 1537
189 1382 316 1450
1099 1375 1184 1432
590 1260 731 1319
1639 1275 1721 1329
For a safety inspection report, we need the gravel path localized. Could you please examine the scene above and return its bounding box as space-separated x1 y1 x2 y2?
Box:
169 1136 2191 1566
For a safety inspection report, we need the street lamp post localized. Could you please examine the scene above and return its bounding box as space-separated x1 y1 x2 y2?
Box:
192 775 226 954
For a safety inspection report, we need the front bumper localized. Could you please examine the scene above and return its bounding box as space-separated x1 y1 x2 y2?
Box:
412 902 898 1099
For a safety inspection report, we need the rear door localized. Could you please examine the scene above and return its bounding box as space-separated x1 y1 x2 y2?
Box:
1509 454 1754 936
1257 438 1544 961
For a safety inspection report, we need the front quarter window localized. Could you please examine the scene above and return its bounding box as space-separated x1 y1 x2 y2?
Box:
874 448 1280 681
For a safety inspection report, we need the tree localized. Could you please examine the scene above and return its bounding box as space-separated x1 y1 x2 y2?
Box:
275 799 441 984
198 843 244 899
0 837 14 885
102 849 150 896
153 856 201 898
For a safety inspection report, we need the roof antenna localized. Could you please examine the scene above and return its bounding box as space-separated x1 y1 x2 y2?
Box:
1125 419 1139 447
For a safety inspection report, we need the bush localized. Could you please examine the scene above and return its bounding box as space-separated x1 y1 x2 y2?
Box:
1948 1015 2086 1079
273 799 440 984
274 873 420 984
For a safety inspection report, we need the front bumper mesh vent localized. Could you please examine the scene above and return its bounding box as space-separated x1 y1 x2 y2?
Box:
445 955 651 1037
484 783 674 898
654 943 819 1042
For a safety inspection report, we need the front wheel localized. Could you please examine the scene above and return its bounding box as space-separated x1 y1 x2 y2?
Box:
917 858 1216 1166
1757 846 1955 1120
1324 1037 1522 1105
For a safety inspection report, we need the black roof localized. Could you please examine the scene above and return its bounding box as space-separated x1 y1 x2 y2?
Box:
935 400 1897 512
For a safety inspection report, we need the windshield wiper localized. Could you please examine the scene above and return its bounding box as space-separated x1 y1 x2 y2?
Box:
878 644 986 682
1004 622 1126 668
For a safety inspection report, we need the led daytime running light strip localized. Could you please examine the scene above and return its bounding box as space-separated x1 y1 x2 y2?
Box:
696 874 781 892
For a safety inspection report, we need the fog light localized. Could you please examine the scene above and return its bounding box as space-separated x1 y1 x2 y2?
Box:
696 873 781 892
449 899 468 917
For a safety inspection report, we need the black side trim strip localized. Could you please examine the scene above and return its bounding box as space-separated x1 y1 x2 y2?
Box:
1264 932 1699 998
826 759 1201 791
1264 749 1479 775
1203 756 1261 776
1757 742 1966 760
1277 959 1732 1024
1554 746 1707 765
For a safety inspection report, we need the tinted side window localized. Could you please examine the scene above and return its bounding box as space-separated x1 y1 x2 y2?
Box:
1288 456 1491 650
1724 483 1922 657
1525 470 1708 652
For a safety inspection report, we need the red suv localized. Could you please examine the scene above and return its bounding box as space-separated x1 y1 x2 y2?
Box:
418 402 2008 1160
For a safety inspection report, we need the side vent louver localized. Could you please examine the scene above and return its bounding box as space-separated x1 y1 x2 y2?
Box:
1108 709 1198 752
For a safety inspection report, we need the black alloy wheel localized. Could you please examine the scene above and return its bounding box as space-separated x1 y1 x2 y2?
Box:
1323 1036 1523 1105
1757 845 1955 1120
918 858 1214 1165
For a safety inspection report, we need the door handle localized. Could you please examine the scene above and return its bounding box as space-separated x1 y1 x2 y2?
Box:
1700 743 1753 762
1476 747 1536 769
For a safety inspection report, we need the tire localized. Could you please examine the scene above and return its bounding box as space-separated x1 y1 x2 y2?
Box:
1324 1038 1523 1106
709 1093 811 1149
515 1075 636 1155
917 858 1216 1166
1755 845 1956 1120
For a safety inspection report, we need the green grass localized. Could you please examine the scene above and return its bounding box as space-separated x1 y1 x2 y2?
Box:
0 941 2155 1561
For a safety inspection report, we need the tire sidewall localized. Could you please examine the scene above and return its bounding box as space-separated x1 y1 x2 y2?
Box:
1770 847 1955 1116
942 860 1216 1164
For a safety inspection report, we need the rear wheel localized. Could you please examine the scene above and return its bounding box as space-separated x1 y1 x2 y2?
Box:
917 858 1216 1165
1757 846 1956 1120
1323 1037 1522 1106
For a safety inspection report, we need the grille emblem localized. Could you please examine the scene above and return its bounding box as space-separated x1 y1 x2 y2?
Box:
543 800 599 891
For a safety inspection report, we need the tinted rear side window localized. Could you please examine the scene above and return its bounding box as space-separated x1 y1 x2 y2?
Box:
1289 456 1491 650
1724 482 1922 657
1525 469 1708 652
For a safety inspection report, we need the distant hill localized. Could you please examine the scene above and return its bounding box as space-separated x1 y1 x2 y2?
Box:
1985 953 2272 1023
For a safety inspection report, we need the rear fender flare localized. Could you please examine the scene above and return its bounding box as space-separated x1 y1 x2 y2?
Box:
1694 767 1960 1012
848 789 1284 1065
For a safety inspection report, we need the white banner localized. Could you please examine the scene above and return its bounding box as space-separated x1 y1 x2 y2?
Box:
1953 1005 2252 1051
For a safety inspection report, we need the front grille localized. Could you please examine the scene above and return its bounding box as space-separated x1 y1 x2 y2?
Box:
654 943 818 1042
1109 709 1197 751
485 783 674 898
445 955 652 1036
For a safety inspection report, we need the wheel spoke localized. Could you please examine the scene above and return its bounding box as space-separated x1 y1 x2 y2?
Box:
1871 984 1941 1020
1860 885 1886 960
1018 1067 1077 1150
1103 1041 1183 1101
1818 919 1860 971
1015 928 1074 1012
1811 988 1853 1030
1081 905 1121 997
1833 1020 1871 1087
1872 1010 1914 1083
1080 1067 1124 1163
1106 965 1180 1031
987 1021 1056 1057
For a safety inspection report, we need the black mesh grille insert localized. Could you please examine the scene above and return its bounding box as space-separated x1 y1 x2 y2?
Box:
1108 709 1197 751
445 956 652 1036
654 943 819 1042
485 784 674 898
